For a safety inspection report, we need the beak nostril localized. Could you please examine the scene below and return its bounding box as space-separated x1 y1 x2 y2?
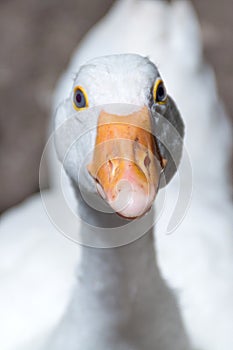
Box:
144 154 151 169
108 160 113 173
95 177 100 184
107 159 115 180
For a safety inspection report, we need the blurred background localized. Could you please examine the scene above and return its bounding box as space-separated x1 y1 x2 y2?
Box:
0 0 232 214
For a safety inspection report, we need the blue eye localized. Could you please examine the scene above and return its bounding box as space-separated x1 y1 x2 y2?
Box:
153 79 167 104
156 83 166 102
73 87 88 110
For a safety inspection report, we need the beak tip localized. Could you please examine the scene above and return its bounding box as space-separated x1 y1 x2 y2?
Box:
107 182 156 219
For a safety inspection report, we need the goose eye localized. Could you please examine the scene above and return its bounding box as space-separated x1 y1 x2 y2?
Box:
73 86 88 110
153 79 167 104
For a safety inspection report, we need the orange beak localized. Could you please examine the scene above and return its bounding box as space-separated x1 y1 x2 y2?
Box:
87 106 166 219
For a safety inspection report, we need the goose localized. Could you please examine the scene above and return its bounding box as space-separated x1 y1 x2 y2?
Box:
0 1 232 350
38 53 193 350
1 53 192 350
49 2 233 348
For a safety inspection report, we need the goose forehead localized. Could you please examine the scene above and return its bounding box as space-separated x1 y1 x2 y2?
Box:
73 55 159 96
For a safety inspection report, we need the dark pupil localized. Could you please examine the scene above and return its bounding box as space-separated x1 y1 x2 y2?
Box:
75 90 86 108
157 84 165 101
76 93 82 103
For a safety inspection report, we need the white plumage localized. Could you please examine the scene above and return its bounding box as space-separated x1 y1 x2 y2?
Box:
0 1 232 350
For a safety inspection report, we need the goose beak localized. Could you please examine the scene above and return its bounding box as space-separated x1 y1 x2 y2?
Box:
88 106 165 219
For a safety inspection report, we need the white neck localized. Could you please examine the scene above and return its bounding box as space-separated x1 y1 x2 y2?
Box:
44 187 192 350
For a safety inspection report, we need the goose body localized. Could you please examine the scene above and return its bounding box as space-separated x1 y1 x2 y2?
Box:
0 1 232 350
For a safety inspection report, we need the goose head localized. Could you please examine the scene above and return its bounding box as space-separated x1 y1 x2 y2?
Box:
54 54 184 220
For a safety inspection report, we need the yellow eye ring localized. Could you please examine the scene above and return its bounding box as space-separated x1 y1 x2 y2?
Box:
73 86 89 111
153 78 168 105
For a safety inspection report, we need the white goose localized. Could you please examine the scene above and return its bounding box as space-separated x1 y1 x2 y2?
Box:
0 1 232 350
